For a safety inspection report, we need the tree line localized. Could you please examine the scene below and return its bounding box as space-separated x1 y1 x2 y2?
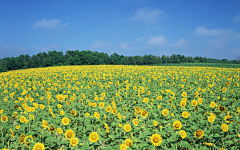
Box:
0 50 239 72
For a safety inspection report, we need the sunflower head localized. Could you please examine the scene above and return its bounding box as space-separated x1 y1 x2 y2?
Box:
1 115 8 122
89 132 99 143
173 120 182 130
132 119 139 126
221 124 228 132
162 109 169 116
124 124 131 132
125 139 133 147
62 117 70 125
141 109 148 118
180 100 186 107
65 129 75 140
182 111 189 118
194 129 204 139
71 110 77 116
179 130 187 139
191 100 198 106
70 137 79 146
150 134 162 147
208 116 215 122
32 142 45 150
218 105 226 112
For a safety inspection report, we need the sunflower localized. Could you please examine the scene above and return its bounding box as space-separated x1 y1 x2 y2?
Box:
218 105 226 112
142 98 149 103
180 100 186 107
182 111 189 118
70 137 79 146
173 120 182 130
94 112 100 119
222 87 227 92
150 134 162 147
181 92 187 97
221 124 228 132
124 124 131 132
117 113 122 120
32 142 45 150
48 125 56 132
140 109 148 118
191 100 198 106
205 142 213 146
119 144 128 150
71 110 77 116
65 129 75 140
106 105 112 112
135 107 141 113
153 120 158 126
1 115 8 122
208 116 215 122
62 117 70 125
132 119 139 126
89 132 99 143
162 109 169 116
99 102 104 108
210 102 216 108
24 135 34 147
57 128 63 134
125 139 133 147
198 98 203 104
194 129 204 139
19 116 26 123
112 109 117 115
179 130 187 139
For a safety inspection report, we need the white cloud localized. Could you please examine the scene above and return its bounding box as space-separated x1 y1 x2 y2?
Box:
195 26 233 37
147 34 167 46
89 41 111 49
234 14 240 22
173 38 187 47
35 44 60 52
33 19 69 29
131 7 166 24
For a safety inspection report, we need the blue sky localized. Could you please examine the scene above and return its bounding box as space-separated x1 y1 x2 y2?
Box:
0 0 240 60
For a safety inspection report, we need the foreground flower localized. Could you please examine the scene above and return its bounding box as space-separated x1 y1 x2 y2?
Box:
89 132 99 143
208 116 215 122
65 129 75 140
173 120 182 130
124 124 131 132
221 124 228 132
70 137 79 146
150 134 162 147
194 129 204 139
125 139 133 147
32 142 45 150
179 130 187 139
62 117 70 125
119 144 128 150
162 109 169 116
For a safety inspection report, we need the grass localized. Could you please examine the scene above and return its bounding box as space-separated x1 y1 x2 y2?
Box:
156 63 240 68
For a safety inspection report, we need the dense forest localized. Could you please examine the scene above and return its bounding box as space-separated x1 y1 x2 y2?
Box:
0 50 239 72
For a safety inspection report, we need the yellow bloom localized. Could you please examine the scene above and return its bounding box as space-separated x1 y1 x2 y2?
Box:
119 144 128 150
191 100 198 106
125 139 133 147
221 124 228 132
150 134 162 147
70 137 79 146
32 142 45 150
205 142 213 146
132 119 139 126
181 92 187 97
106 105 112 112
124 124 131 132
182 111 189 118
65 129 75 140
208 116 215 122
94 112 100 119
210 102 216 108
194 129 204 139
162 109 169 116
71 110 77 116
62 117 70 125
99 102 105 108
89 132 99 143
140 109 148 118
173 120 182 130
179 130 187 139
57 128 63 134
19 116 26 123
1 115 8 122
153 120 158 126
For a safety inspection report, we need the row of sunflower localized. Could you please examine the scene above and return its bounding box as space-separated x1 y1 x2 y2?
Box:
0 65 240 149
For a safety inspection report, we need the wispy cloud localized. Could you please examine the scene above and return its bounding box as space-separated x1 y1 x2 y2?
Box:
33 19 69 29
195 26 240 47
35 44 60 52
195 26 233 37
234 14 240 22
173 38 187 47
146 34 167 46
130 7 167 24
89 41 111 49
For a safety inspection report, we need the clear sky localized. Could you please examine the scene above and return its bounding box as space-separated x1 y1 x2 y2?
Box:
0 0 240 60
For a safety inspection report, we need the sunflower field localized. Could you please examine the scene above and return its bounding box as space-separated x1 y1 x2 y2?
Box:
0 65 240 150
